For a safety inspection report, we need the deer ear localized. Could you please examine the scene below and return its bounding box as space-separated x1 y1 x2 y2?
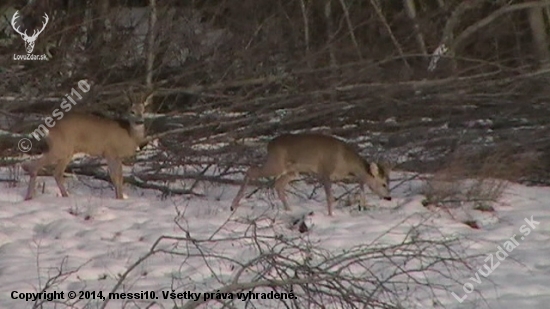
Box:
379 160 392 172
369 162 379 177
123 90 133 104
143 89 155 106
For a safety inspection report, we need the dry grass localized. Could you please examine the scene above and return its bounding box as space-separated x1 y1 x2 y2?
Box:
421 145 539 211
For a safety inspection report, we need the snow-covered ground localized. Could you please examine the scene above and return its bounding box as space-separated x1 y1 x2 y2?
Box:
0 166 549 309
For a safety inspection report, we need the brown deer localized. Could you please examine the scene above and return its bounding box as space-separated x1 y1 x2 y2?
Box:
230 133 392 216
21 92 152 200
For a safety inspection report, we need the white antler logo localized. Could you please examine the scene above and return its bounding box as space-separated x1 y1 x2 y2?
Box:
11 11 49 54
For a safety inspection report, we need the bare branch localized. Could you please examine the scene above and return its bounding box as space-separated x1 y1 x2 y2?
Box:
368 0 410 70
336 0 362 60
145 0 157 108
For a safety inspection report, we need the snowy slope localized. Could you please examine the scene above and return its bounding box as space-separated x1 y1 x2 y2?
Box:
0 167 549 309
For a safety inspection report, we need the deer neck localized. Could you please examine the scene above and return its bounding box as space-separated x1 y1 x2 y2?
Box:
130 123 146 144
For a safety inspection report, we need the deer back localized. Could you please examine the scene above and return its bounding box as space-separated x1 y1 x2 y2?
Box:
45 113 139 158
267 133 367 179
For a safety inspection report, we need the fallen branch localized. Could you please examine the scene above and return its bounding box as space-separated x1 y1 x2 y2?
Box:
66 166 203 197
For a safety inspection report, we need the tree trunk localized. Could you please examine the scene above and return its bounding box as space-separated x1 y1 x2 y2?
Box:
403 0 427 56
91 0 110 47
527 3 550 68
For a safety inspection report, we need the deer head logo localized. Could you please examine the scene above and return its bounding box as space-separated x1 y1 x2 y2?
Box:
11 11 49 54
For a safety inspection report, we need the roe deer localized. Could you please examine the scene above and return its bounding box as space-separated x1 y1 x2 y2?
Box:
230 133 392 216
21 92 151 200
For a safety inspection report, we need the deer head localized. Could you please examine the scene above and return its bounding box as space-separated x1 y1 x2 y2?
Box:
11 11 49 54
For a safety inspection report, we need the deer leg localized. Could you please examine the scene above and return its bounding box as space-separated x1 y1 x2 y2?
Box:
115 161 125 199
24 161 40 201
23 155 56 200
231 166 259 211
53 157 72 197
321 178 334 216
231 156 285 211
274 172 296 211
358 182 367 211
107 158 124 199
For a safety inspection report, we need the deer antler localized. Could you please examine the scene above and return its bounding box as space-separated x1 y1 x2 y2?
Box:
11 11 49 40
31 13 49 39
11 11 27 37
